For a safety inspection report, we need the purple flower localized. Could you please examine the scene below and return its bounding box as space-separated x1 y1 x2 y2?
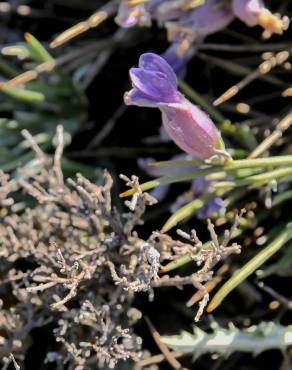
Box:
125 52 181 106
232 0 289 36
115 1 151 28
124 53 224 160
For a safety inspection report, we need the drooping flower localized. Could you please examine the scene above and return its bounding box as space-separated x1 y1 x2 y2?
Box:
232 0 289 37
115 0 151 28
124 52 225 160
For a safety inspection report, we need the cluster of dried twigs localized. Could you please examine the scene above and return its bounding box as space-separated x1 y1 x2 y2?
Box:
0 127 243 369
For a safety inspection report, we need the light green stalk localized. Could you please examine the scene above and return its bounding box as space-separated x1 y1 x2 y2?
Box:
207 222 292 312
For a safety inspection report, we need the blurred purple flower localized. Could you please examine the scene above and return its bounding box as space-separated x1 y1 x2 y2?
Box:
191 176 210 198
191 177 224 219
124 53 224 160
147 0 185 24
162 43 197 78
138 155 224 219
197 197 224 219
232 0 289 36
115 1 151 28
166 0 234 44
232 0 262 26
182 0 234 37
138 154 194 201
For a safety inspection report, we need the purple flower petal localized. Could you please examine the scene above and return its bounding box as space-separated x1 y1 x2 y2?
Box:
232 0 262 26
130 67 180 103
168 0 234 40
124 87 161 107
139 53 178 89
150 184 170 201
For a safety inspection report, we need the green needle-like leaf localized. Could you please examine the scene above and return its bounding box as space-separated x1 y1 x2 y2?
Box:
0 84 45 103
24 32 53 63
207 222 292 312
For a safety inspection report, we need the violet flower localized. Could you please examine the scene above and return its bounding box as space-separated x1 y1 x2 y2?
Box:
124 52 225 160
232 0 289 36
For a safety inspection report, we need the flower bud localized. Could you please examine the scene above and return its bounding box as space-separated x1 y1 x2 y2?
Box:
124 53 224 160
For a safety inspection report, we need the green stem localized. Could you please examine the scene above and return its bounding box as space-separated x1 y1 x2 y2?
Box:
120 167 224 197
0 57 20 78
161 196 210 233
153 155 292 170
207 221 292 312
213 167 292 191
121 158 292 197
160 255 194 273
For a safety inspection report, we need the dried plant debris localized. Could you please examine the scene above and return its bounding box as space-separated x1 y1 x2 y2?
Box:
0 128 242 368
